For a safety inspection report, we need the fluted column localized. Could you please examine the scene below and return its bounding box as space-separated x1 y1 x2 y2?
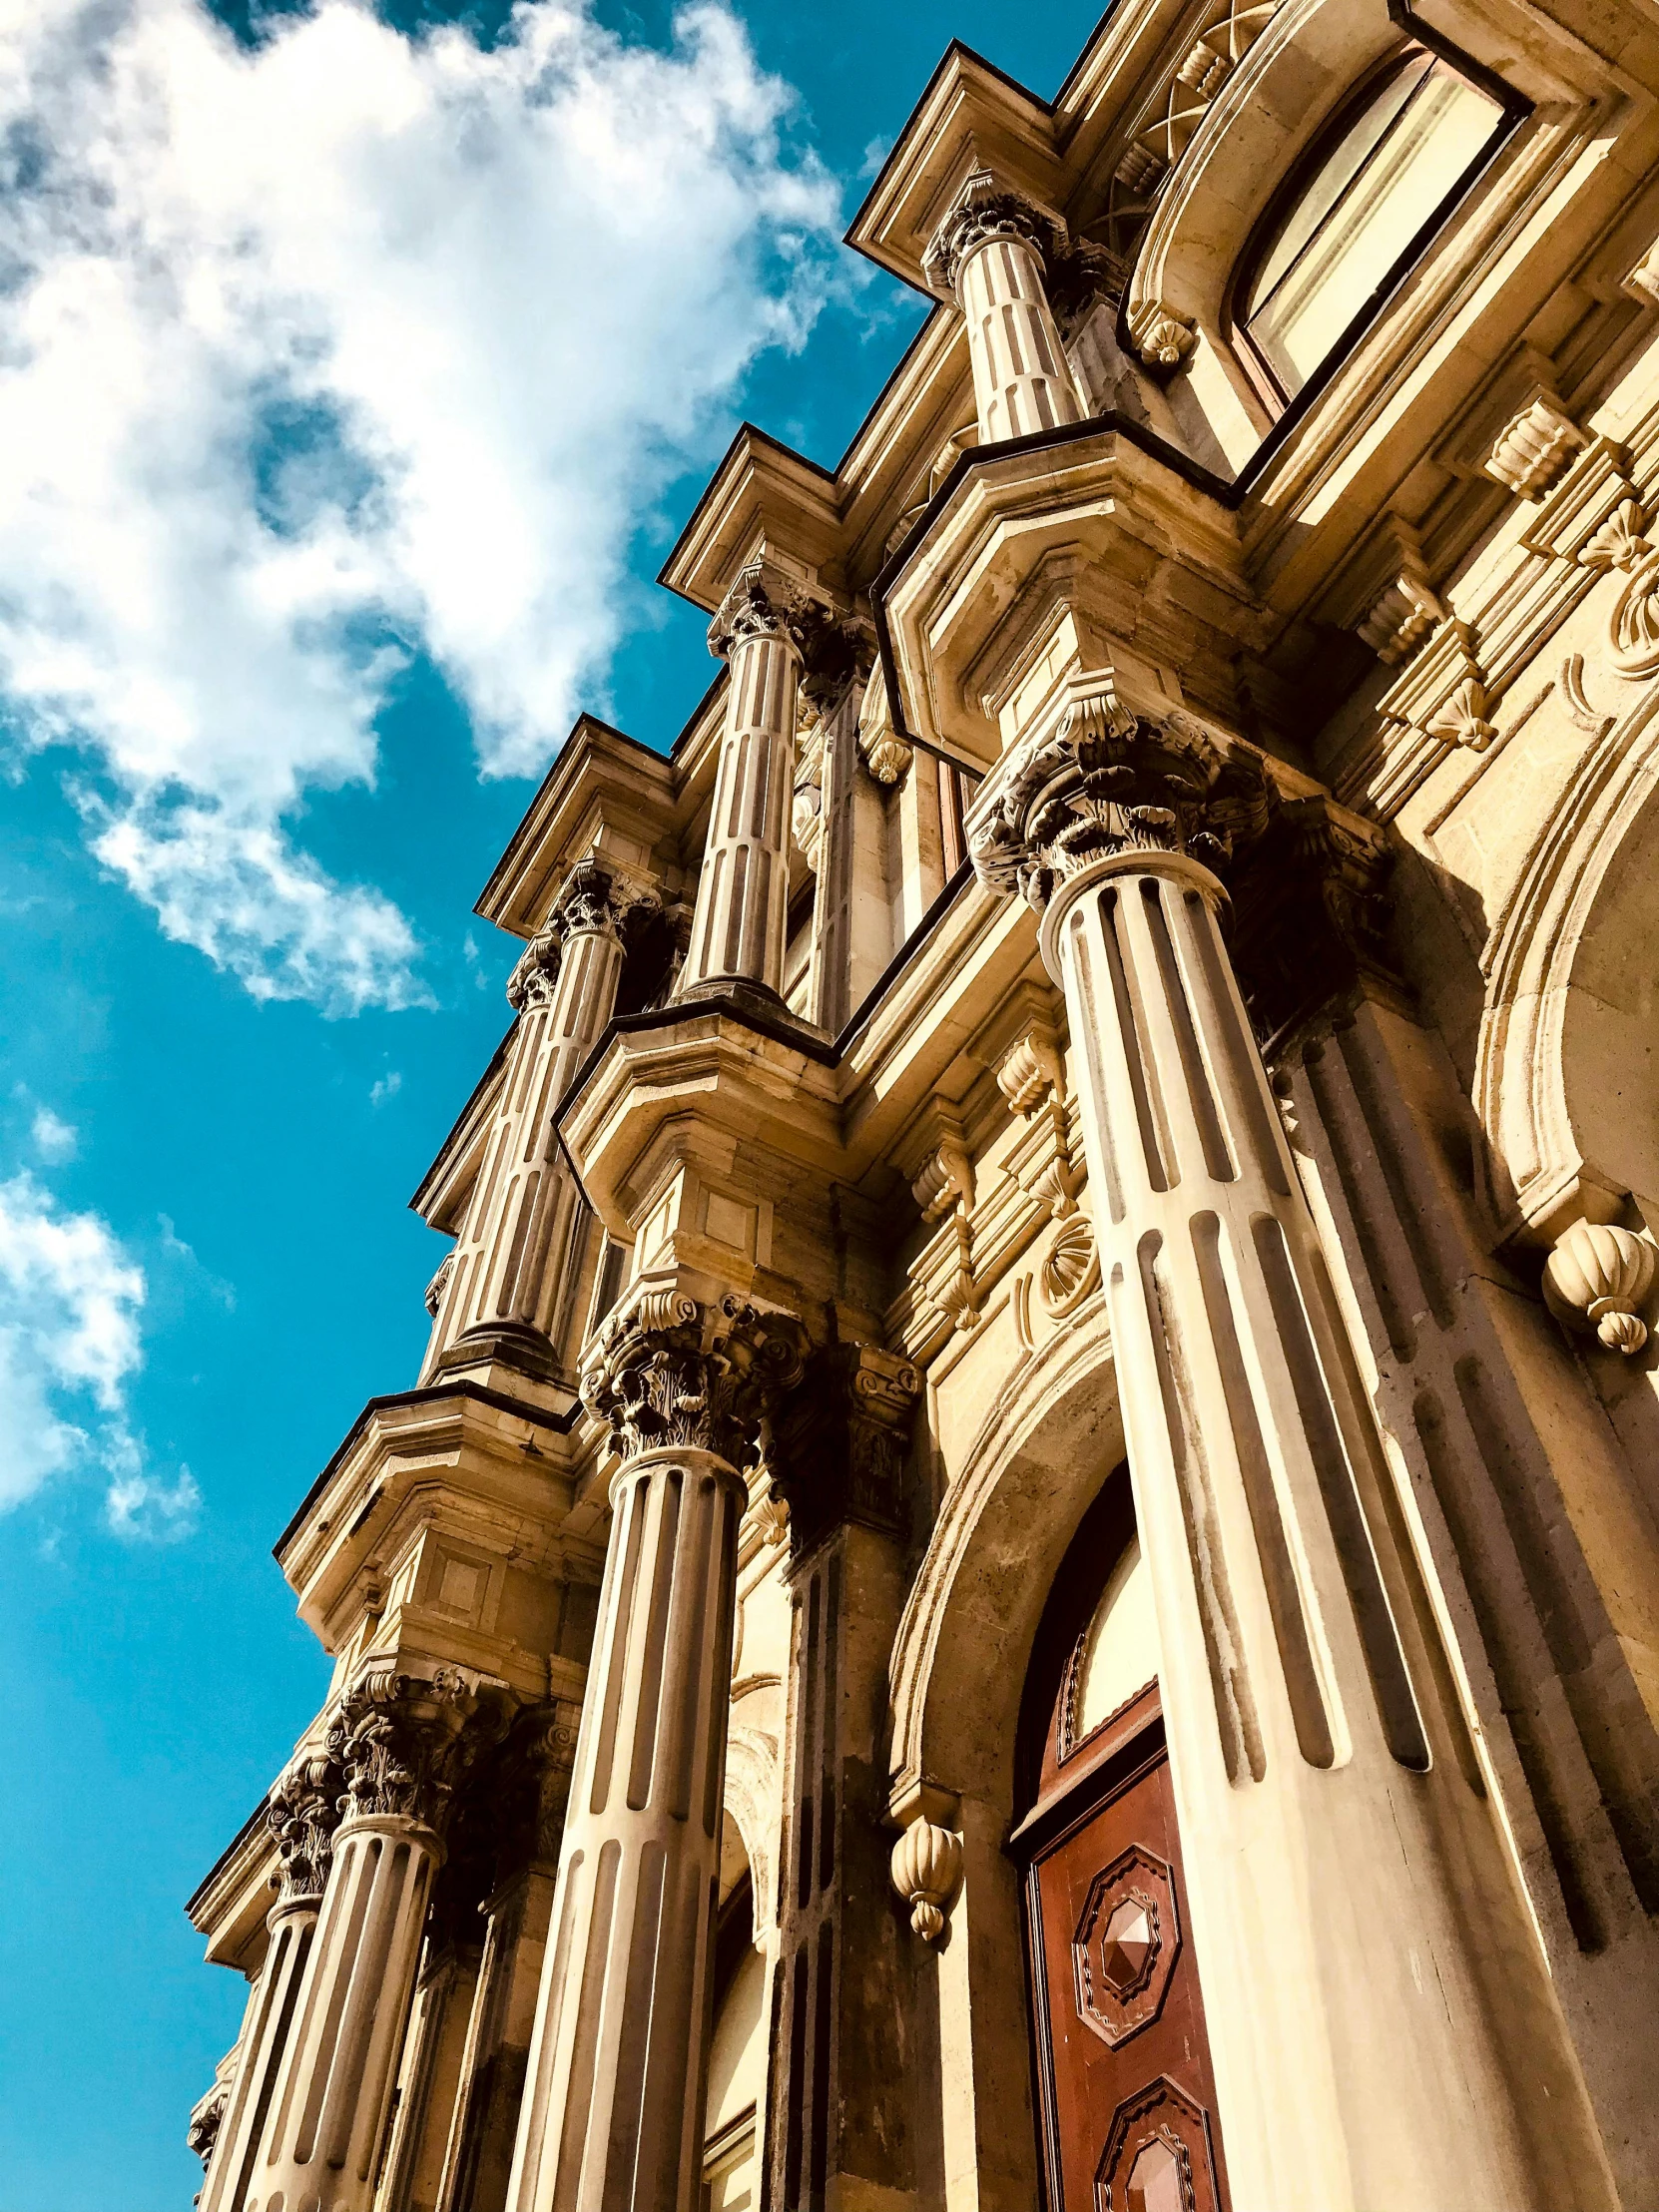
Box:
966 670 1616 2212
428 860 640 1382
505 1285 806 2212
197 1750 343 2212
922 170 1083 443
680 563 817 1001
243 1667 479 2212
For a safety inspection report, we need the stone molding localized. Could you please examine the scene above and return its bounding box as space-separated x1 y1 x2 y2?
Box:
856 668 913 788
1483 389 1586 501
580 1282 808 1469
921 169 1061 300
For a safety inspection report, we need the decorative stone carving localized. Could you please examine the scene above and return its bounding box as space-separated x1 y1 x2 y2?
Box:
1358 568 1445 665
187 2064 233 2174
1126 298 1196 369
793 705 827 867
1543 1220 1659 1355
505 924 560 1013
554 854 627 939
1115 143 1167 194
707 558 829 665
1424 674 1496 751
267 1746 343 1907
330 1661 476 1832
423 1249 456 1321
580 1283 809 1468
857 669 913 787
1228 794 1400 1058
1040 1212 1101 1317
488 1697 584 1875
1176 35 1232 95
773 1341 920 1553
1578 498 1649 573
1048 239 1129 336
921 168 1060 298
1623 238 1659 308
997 1032 1065 1115
889 1818 963 1941
1607 547 1659 679
965 671 1272 912
912 1138 973 1224
1484 392 1585 500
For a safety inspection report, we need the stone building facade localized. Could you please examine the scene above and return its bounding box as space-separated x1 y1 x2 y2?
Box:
187 0 1659 2204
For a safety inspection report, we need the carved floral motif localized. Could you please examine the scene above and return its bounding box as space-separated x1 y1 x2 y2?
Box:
1040 1214 1101 1317
1126 299 1196 369
857 670 913 788
707 560 828 665
580 1286 808 1468
1424 675 1496 752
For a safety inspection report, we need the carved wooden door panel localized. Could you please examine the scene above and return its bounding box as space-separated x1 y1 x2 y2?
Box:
1013 1484 1229 2212
1021 1688 1229 2212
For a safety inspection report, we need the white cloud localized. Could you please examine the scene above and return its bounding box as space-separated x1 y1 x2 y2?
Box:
370 1068 402 1105
0 1170 184 1531
0 0 841 1011
30 1106 78 1161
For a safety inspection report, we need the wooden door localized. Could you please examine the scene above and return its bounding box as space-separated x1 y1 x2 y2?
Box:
1012 1478 1229 2212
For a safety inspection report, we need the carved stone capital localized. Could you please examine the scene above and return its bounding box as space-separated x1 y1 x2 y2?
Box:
329 1662 478 1834
188 2066 233 2173
922 169 1061 299
484 1696 585 1880
505 925 560 1012
773 1341 921 1553
553 855 626 940
267 1745 343 1910
707 560 830 665
424 1250 456 1321
965 671 1273 912
1229 796 1403 1059
580 1284 809 1469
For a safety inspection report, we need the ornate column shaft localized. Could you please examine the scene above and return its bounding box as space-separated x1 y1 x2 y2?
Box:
681 563 816 1001
923 171 1083 445
242 1668 479 2212
505 1286 806 2212
428 860 636 1383
966 671 1616 2212
197 1750 342 2212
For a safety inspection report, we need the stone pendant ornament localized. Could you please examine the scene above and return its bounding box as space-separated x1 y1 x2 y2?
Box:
890 1818 963 1941
1543 1219 1659 1355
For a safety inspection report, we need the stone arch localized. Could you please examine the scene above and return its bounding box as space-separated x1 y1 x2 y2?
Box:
1475 698 1659 1244
723 1722 779 1933
885 1300 1124 2212
888 1299 1123 1822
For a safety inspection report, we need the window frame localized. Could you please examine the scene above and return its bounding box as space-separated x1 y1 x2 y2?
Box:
1223 19 1527 427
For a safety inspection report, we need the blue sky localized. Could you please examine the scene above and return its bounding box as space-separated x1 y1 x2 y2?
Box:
0 0 1096 2200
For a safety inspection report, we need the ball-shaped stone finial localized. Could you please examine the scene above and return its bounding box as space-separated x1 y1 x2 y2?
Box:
1542 1218 1658 1357
889 1819 963 1943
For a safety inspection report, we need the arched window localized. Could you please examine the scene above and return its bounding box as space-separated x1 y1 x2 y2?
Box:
1232 43 1509 410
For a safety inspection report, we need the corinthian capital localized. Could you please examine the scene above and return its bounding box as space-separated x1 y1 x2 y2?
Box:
965 671 1273 911
267 1746 342 1909
922 169 1063 299
707 559 830 665
552 855 626 940
506 925 560 1013
580 1283 808 1469
330 1662 478 1833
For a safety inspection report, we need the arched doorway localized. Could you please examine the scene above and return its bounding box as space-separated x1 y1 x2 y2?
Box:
1010 1469 1231 2212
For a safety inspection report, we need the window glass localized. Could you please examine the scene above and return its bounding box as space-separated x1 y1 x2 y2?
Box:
1240 49 1504 401
1072 1531 1160 1742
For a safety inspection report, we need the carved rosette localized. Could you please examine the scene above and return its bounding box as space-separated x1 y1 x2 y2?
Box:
329 1662 477 1835
966 675 1273 912
580 1285 809 1470
267 1747 343 1910
921 169 1062 300
773 1341 920 1554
